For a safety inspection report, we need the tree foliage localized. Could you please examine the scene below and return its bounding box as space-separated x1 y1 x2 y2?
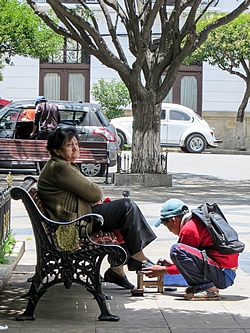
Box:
186 13 250 73
0 0 63 66
91 79 131 120
186 12 250 150
27 0 250 173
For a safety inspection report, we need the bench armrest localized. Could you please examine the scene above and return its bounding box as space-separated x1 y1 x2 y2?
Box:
41 213 104 228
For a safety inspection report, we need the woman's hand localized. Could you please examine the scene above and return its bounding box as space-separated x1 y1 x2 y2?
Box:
91 200 103 207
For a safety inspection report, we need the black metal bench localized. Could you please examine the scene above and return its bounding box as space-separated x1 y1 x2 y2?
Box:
10 176 127 322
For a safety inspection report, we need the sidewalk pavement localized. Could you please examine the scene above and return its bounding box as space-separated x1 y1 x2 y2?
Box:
0 173 250 332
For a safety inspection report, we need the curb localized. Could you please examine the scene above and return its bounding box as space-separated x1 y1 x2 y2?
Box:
205 149 250 155
0 241 25 293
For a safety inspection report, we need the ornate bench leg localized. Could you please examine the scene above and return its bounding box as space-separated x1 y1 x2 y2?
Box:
88 285 120 321
16 287 47 321
96 293 120 321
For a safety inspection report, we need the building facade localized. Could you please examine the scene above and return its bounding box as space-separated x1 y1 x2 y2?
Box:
0 0 249 149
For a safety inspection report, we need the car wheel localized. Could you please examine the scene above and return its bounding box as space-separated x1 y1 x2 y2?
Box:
117 130 126 149
186 134 206 153
79 163 106 177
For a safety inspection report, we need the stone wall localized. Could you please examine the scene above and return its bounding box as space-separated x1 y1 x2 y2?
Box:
203 111 250 151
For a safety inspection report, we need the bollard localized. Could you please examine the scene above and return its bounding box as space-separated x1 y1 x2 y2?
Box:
103 151 110 184
160 153 168 173
117 153 121 173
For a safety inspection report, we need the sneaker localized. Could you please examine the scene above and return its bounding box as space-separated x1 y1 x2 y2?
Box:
0 325 8 331
184 289 220 301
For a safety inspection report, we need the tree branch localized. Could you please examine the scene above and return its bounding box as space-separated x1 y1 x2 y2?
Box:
27 0 73 40
28 0 131 77
98 0 128 63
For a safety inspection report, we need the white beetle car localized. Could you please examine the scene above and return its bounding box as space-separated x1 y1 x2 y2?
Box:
110 103 222 153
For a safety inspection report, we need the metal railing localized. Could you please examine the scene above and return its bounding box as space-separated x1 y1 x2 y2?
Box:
117 152 168 174
0 188 11 244
0 174 12 244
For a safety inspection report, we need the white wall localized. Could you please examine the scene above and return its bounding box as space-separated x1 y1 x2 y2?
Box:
217 0 249 12
90 57 120 103
202 62 250 113
89 8 135 103
0 56 39 101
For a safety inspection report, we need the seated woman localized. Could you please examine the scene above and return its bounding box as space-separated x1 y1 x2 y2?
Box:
37 126 156 289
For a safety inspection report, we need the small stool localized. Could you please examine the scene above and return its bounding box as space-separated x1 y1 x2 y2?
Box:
137 272 164 293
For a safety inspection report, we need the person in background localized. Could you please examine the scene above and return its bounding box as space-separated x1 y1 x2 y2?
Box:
22 108 35 121
142 199 239 300
37 126 156 290
30 96 60 140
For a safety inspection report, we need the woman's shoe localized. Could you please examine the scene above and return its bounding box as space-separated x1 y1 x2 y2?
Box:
127 257 155 271
103 268 135 289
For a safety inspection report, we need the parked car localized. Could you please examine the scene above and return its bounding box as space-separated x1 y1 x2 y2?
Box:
0 100 119 176
111 103 222 153
0 98 11 109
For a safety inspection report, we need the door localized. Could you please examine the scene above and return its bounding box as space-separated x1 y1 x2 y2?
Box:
163 65 202 115
167 108 193 144
40 66 90 102
40 37 90 101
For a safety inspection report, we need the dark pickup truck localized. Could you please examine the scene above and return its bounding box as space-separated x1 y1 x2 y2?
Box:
0 100 119 176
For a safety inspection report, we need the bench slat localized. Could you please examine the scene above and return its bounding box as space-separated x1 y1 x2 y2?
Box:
0 139 108 163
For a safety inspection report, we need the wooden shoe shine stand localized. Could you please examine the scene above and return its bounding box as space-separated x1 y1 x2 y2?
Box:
131 273 164 296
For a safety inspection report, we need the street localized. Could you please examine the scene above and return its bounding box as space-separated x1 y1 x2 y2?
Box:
113 151 250 181
167 152 250 181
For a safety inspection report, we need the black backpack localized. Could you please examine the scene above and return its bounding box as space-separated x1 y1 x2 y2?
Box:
192 203 245 254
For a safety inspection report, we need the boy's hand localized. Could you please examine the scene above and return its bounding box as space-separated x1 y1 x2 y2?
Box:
141 265 167 278
157 258 173 266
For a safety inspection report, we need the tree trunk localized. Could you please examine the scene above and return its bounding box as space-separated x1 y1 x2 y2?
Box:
235 121 246 151
235 80 250 151
131 98 161 174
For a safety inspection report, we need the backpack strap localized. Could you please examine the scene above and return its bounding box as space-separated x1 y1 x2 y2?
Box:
202 203 210 224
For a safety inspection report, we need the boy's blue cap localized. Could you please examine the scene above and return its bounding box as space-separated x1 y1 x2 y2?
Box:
155 199 189 227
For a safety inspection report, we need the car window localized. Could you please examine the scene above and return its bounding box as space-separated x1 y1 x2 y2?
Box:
169 109 191 121
59 110 82 126
0 105 10 115
83 110 102 126
96 108 109 127
0 108 22 129
59 109 102 127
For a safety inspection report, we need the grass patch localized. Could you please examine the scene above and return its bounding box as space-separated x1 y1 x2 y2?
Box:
0 231 16 264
